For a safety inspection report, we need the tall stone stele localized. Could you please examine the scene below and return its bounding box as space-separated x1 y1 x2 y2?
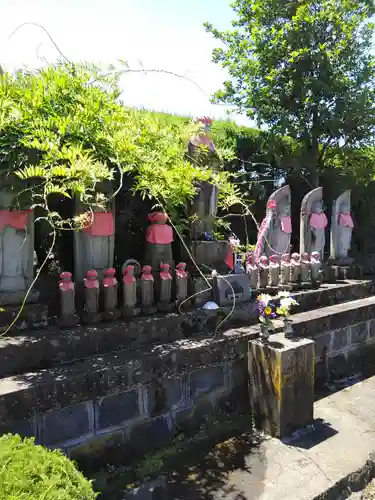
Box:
0 190 39 305
300 187 328 261
254 185 292 260
329 190 354 265
74 200 115 283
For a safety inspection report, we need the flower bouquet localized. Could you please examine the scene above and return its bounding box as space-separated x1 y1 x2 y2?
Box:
256 291 298 341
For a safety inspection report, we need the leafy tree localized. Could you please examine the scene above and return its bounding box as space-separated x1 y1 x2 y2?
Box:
205 0 375 186
0 63 240 234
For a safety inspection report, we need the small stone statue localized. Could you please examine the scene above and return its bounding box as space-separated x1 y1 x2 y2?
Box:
330 190 354 265
140 265 157 315
268 255 280 287
157 263 174 312
82 269 101 324
290 253 301 286
280 254 292 287
122 265 140 318
254 185 291 259
310 251 323 286
175 262 189 304
246 252 259 290
102 268 120 321
300 187 328 261
58 271 79 328
145 212 174 271
258 256 269 289
300 252 311 285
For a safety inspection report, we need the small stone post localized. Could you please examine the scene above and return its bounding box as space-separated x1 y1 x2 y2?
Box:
175 262 188 305
157 263 173 312
141 265 157 315
248 333 315 438
102 268 121 321
122 265 140 318
58 271 79 328
82 269 101 324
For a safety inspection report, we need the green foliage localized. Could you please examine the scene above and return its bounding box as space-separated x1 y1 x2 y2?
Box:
205 0 375 184
0 63 242 231
0 434 97 499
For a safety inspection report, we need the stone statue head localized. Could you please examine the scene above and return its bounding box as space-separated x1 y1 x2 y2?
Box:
312 199 324 213
281 253 290 263
148 212 168 225
259 255 268 266
291 253 300 263
269 254 279 264
60 271 72 282
123 265 134 277
176 262 186 272
301 252 310 262
311 251 321 262
104 268 116 278
142 265 152 275
86 270 98 280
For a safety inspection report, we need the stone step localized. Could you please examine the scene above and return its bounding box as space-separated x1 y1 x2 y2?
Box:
0 280 372 378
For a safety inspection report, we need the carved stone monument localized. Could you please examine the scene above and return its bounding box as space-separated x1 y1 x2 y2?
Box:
214 273 251 306
175 262 189 304
246 252 259 290
300 252 311 288
255 185 291 259
300 187 328 261
290 253 301 286
145 212 174 272
258 256 269 289
141 265 157 315
102 268 121 321
82 269 101 324
122 265 140 318
310 251 323 286
330 190 354 265
58 271 79 328
157 263 173 312
280 254 292 288
268 255 280 287
0 190 39 305
74 203 115 283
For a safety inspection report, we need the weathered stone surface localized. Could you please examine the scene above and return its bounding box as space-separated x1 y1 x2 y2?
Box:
0 416 37 440
129 416 173 457
332 327 350 352
146 377 184 417
42 401 94 446
249 334 314 437
314 333 332 359
189 365 225 398
96 390 140 431
214 274 251 306
351 322 369 345
0 303 48 333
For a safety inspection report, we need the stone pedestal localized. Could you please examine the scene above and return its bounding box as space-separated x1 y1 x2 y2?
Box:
248 333 314 438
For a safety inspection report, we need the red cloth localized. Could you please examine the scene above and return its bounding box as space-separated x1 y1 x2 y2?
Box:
123 266 136 285
280 216 292 233
82 212 114 236
160 264 172 280
146 224 173 244
310 213 328 229
0 210 30 230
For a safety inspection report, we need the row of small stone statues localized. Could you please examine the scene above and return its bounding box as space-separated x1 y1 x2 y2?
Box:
58 262 189 327
246 251 323 289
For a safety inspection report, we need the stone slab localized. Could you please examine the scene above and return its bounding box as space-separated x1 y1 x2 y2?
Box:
169 375 375 500
213 274 251 306
0 303 48 333
248 333 314 437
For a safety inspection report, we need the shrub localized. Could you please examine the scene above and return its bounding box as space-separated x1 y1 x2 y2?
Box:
0 434 98 499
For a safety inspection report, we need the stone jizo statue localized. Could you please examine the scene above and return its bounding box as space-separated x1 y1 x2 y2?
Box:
103 268 120 320
258 256 269 288
300 252 311 284
255 185 291 259
280 254 291 286
140 265 157 315
175 262 189 304
268 255 280 287
246 252 259 289
145 212 174 271
330 190 354 265
300 187 327 261
82 269 101 324
290 253 301 285
122 265 140 317
58 271 79 327
157 263 173 312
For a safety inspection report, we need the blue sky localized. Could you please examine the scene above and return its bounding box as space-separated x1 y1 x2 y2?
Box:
0 0 251 125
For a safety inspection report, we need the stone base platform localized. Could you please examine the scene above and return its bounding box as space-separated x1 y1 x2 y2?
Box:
0 303 48 334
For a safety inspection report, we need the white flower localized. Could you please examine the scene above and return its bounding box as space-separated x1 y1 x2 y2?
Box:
280 297 298 309
257 293 272 305
277 291 291 298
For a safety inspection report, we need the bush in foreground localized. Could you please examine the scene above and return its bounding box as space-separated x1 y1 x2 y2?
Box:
0 434 97 499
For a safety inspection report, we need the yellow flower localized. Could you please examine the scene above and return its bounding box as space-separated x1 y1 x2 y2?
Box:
264 306 272 316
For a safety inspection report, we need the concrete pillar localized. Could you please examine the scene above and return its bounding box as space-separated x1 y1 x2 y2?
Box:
248 333 315 438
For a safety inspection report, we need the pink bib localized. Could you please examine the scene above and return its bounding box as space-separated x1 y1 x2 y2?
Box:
82 212 114 236
310 213 328 229
339 213 354 228
280 216 292 233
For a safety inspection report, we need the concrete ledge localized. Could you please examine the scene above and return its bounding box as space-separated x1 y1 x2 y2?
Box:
0 280 371 378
